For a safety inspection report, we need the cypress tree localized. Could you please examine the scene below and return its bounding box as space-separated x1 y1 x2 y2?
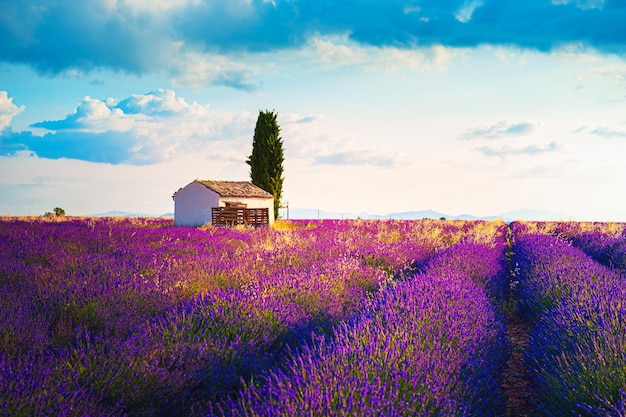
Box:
246 110 284 219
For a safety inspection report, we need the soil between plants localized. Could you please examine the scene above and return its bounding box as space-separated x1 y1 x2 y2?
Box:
502 307 537 417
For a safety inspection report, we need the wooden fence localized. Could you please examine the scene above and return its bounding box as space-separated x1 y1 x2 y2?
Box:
211 207 269 226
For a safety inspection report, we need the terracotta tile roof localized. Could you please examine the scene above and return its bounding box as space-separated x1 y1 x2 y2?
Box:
195 180 273 199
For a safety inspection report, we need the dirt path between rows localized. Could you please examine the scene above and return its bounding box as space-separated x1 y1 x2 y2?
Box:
502 226 538 416
502 307 536 417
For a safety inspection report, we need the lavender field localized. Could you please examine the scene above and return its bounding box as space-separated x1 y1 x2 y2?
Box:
1 217 625 416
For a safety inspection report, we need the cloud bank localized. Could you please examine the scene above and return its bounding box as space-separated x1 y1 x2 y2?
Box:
2 0 626 87
1 89 402 167
0 91 25 130
0 89 256 164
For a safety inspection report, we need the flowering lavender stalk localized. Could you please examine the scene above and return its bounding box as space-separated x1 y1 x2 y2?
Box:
512 231 626 416
510 220 626 273
2 218 500 416
211 241 508 417
0 350 124 417
569 232 626 273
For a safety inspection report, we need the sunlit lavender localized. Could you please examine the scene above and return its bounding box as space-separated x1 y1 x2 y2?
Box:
3 217 626 416
511 223 626 415
1 218 503 416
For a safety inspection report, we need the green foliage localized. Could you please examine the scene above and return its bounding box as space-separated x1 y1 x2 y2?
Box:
44 207 66 217
246 110 284 219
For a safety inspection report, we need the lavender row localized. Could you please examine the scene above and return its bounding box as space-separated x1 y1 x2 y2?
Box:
0 218 498 354
512 220 626 273
511 228 626 416
0 218 503 416
210 240 508 416
510 220 626 241
569 232 626 273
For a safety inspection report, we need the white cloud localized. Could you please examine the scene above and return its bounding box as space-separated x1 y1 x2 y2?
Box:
313 149 409 167
493 48 518 63
551 0 605 10
279 114 333 159
14 90 257 165
476 142 561 158
455 0 484 23
32 96 136 133
566 61 626 100
0 91 25 130
460 121 543 140
115 88 191 115
574 123 626 139
403 6 422 14
104 0 202 14
277 113 410 168
304 36 458 73
14 88 401 168
169 47 262 90
589 126 626 138
589 64 626 85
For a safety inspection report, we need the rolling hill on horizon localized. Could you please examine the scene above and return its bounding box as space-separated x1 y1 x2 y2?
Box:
93 208 573 222
282 207 573 222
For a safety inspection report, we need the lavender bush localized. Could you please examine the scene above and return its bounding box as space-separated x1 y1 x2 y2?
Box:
211 240 508 416
511 227 626 416
1 217 502 416
511 220 626 273
569 232 626 273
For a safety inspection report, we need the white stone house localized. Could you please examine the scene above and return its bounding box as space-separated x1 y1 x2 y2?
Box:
172 180 274 227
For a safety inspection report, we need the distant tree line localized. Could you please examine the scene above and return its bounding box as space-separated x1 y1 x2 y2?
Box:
44 207 66 217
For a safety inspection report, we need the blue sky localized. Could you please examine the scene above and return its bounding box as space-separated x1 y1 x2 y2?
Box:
1 0 626 220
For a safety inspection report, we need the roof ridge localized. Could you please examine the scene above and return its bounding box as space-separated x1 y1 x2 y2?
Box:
193 179 273 199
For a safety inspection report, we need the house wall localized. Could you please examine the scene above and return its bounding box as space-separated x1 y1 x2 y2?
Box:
221 196 275 224
174 182 220 226
174 182 275 226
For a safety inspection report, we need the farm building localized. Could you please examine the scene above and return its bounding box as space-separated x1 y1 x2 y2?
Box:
172 180 274 227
